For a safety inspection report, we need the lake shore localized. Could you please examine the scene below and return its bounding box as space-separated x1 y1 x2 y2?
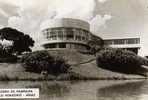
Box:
0 50 147 81
0 62 146 81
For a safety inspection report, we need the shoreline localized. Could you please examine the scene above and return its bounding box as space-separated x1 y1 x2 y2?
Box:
0 75 147 81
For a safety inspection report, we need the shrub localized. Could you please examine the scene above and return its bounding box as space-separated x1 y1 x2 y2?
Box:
96 48 148 75
20 50 70 76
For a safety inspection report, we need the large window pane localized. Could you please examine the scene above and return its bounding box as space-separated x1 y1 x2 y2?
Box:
66 28 74 40
59 43 66 48
57 31 63 40
44 44 56 48
50 32 57 40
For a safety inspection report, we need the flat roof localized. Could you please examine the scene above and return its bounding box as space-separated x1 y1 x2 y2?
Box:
91 33 141 40
40 18 90 31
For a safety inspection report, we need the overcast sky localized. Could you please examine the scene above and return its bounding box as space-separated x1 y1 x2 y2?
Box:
0 0 147 40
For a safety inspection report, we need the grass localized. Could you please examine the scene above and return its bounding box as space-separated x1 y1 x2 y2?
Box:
0 50 147 81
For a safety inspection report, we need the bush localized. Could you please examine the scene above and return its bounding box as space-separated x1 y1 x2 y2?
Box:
20 50 70 76
96 48 148 75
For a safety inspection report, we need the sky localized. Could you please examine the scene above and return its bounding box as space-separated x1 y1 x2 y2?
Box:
0 0 147 50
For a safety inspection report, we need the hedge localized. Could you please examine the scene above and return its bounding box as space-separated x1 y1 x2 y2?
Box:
96 48 148 76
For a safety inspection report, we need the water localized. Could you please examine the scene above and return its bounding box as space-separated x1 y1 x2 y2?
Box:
0 80 148 100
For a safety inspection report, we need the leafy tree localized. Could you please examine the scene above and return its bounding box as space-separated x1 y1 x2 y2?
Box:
87 34 104 55
0 27 34 55
0 27 23 40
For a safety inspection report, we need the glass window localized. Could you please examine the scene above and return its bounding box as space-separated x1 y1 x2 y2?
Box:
127 39 135 44
59 43 66 48
57 31 63 40
44 44 56 48
82 36 86 40
46 31 50 39
104 38 140 45
104 40 114 45
114 39 124 44
81 30 86 40
66 28 74 40
76 35 81 41
50 31 57 40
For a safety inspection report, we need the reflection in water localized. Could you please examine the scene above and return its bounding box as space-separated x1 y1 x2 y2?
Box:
0 80 148 100
97 80 145 100
25 81 70 98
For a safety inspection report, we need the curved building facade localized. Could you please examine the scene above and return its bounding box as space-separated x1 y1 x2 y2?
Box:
40 18 91 51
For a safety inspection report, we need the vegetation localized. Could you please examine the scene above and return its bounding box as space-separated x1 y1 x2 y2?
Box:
20 50 70 76
0 43 17 62
96 48 148 76
87 34 104 55
0 27 34 55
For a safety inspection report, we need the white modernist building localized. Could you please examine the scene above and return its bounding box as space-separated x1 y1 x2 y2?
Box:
103 37 141 55
40 18 145 56
40 18 92 51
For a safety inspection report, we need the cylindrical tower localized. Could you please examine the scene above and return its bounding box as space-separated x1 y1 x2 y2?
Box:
40 18 92 51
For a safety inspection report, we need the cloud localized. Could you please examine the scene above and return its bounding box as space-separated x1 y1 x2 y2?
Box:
98 0 107 3
8 0 95 36
0 1 18 17
6 0 111 50
52 0 95 21
0 0 20 6
90 14 112 34
0 24 4 29
0 8 9 17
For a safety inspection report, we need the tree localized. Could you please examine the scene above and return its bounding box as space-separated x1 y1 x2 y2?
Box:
0 27 35 55
87 34 104 55
0 27 24 40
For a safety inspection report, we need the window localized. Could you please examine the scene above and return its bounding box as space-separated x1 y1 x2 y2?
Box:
66 28 74 40
126 38 140 44
104 38 140 45
76 35 81 41
59 43 66 48
46 31 50 39
44 44 56 48
85 31 89 40
81 30 86 40
57 31 63 40
50 32 57 40
114 39 124 44
104 40 114 45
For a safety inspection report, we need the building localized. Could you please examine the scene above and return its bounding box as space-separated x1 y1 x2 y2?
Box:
104 37 140 54
40 18 92 51
40 18 143 55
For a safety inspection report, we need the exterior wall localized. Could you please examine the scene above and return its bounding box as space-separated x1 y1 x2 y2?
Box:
42 27 90 45
43 43 88 50
41 18 91 51
104 38 141 54
40 18 90 31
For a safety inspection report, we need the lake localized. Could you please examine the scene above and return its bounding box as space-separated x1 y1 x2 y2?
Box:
0 80 148 100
